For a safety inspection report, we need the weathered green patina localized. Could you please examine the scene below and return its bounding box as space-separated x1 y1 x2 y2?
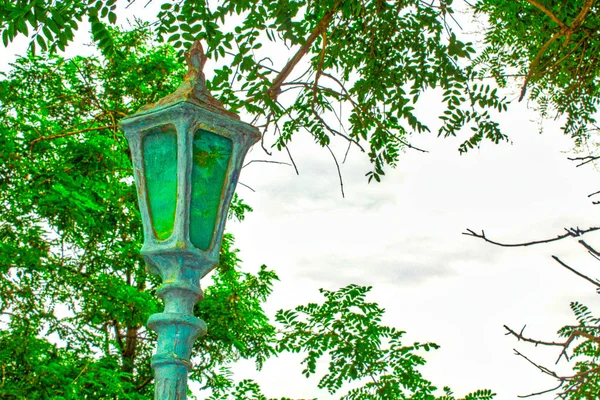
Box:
119 42 260 399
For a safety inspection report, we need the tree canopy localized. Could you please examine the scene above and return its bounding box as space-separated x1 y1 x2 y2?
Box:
474 0 600 142
0 24 497 399
2 1 598 176
1 0 514 183
1 0 600 398
2 1 599 161
0 27 277 398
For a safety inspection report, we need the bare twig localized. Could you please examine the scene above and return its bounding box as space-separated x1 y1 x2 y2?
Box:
326 145 344 198
343 141 352 164
242 159 292 168
579 239 600 258
260 112 273 156
282 143 299 175
274 121 299 175
551 255 600 288
567 154 600 167
514 349 559 379
588 189 600 198
505 324 572 363
505 325 567 347
463 226 600 247
518 381 564 398
237 182 256 192
509 349 600 398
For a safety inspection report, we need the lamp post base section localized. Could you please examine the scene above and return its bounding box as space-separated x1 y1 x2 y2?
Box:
146 257 208 400
148 313 206 400
151 354 193 400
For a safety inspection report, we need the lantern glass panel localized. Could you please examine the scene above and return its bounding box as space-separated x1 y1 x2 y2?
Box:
142 124 178 241
190 129 232 250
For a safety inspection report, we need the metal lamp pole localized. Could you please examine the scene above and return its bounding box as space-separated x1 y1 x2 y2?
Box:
119 42 260 399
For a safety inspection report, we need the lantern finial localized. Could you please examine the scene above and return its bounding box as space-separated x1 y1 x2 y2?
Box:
136 40 239 120
186 41 207 75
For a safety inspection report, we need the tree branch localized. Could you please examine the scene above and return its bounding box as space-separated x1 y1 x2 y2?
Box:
113 321 124 352
519 0 596 101
510 349 600 398
570 0 596 30
70 361 91 385
551 255 600 288
29 125 118 147
505 324 567 347
242 159 292 168
237 181 256 192
267 3 340 101
135 376 154 391
513 348 559 379
579 239 600 258
505 323 583 364
320 72 428 153
567 154 600 167
519 31 562 101
326 145 345 198
274 121 299 175
463 226 600 247
587 189 600 198
523 0 567 29
259 112 273 156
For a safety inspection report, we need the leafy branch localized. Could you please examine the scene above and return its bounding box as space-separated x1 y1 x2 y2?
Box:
29 125 118 148
518 0 597 100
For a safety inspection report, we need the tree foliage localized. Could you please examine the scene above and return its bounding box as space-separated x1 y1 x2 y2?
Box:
473 0 600 143
274 284 493 400
1 2 598 172
2 0 600 398
0 26 278 398
209 285 495 400
0 23 495 400
0 0 514 182
557 302 600 397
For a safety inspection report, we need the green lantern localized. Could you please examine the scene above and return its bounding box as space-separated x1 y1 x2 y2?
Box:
119 42 260 399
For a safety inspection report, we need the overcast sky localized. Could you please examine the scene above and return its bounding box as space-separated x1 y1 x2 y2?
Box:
227 105 600 399
3 3 600 399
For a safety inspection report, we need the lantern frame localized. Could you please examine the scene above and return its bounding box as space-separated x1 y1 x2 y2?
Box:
122 100 259 277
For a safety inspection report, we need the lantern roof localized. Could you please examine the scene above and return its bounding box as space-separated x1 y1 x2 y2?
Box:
130 41 239 121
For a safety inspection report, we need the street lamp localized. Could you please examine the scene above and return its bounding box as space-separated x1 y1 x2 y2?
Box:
119 42 260 399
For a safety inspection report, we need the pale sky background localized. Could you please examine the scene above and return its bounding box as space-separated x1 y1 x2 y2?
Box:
2 2 600 399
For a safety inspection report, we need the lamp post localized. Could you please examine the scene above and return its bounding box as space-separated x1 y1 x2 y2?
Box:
119 42 260 399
